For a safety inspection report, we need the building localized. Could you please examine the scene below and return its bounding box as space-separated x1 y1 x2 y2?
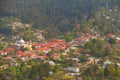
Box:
14 38 26 50
67 67 80 73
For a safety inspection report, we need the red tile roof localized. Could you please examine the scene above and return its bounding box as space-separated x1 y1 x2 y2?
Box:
32 43 42 46
0 50 4 53
78 37 88 42
29 53 39 58
16 51 27 57
40 55 49 59
53 53 60 59
50 39 65 43
37 47 51 51
107 34 115 37
6 48 15 52
5 56 11 59
33 39 68 51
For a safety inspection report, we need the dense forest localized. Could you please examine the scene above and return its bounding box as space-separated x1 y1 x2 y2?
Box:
0 0 120 34
0 0 120 35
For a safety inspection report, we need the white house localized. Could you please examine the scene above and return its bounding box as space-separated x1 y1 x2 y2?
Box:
67 67 80 73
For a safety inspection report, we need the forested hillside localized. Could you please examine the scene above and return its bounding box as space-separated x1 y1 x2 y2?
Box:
0 0 120 34
0 1 120 80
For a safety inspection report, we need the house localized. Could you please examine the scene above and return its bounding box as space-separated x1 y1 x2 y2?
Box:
11 22 31 30
103 61 112 67
65 73 76 76
40 55 49 59
52 53 61 59
6 48 15 51
48 39 68 51
14 38 26 50
116 37 120 43
62 52 68 56
116 63 120 67
0 50 5 56
103 57 112 68
50 39 66 43
65 48 70 53
29 52 39 59
0 64 9 69
37 47 51 53
87 57 101 64
49 61 55 66
5 56 12 59
67 67 80 73
78 37 89 43
32 43 42 49
6 47 15 53
107 34 115 37
32 39 68 52
70 46 78 50
0 51 7 56
106 16 110 19
77 76 83 80
35 33 45 41
67 58 79 62
24 44 33 51
87 57 95 62
16 51 27 57
57 44 67 50
86 57 96 65
10 61 19 66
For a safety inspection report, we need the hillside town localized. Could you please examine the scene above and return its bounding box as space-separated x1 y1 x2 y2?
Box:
0 22 120 79
0 0 120 79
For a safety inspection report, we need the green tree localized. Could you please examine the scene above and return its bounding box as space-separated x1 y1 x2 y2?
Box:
64 35 73 42
83 64 104 79
0 42 4 50
84 41 94 49
108 37 116 46
30 63 51 80
104 64 116 79
23 28 37 41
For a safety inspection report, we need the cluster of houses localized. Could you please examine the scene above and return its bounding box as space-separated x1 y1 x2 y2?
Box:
33 39 68 52
8 21 31 30
0 38 68 60
0 31 120 80
1 32 117 62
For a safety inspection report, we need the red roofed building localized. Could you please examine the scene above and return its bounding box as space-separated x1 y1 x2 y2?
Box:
48 39 68 51
32 43 42 49
60 44 67 50
40 55 49 59
32 39 68 52
5 56 12 59
52 53 61 59
16 51 27 57
47 43 58 48
6 48 15 52
0 50 4 54
29 53 39 59
116 37 120 43
78 37 89 42
50 39 65 43
107 34 115 37
53 44 67 51
37 47 51 53
0 50 6 56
